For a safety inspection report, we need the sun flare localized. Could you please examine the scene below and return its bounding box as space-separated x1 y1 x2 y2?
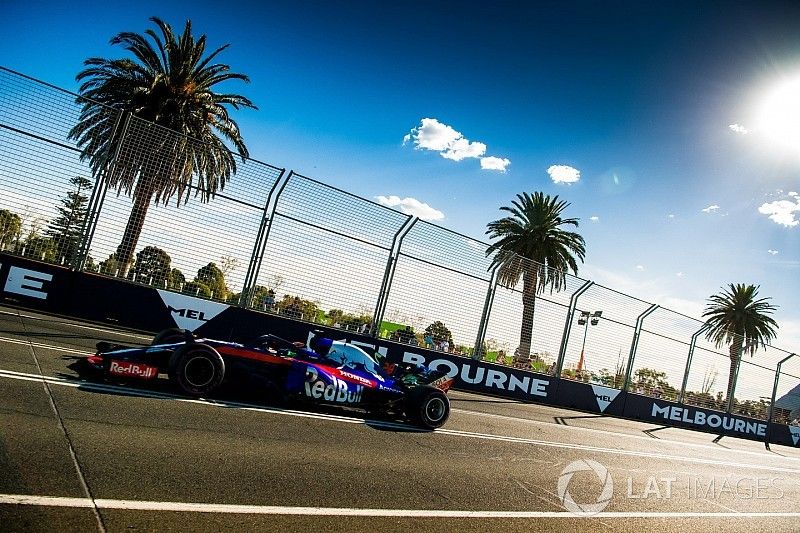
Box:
756 77 800 151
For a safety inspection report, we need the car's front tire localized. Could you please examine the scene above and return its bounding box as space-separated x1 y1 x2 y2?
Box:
406 385 450 429
168 344 225 397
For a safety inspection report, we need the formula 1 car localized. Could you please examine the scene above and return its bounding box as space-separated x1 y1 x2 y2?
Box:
84 329 454 429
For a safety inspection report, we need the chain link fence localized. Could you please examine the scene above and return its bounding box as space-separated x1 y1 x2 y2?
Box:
1 66 797 424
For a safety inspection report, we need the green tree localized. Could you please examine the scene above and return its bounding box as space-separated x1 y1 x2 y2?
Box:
276 295 321 322
0 209 21 249
485 192 586 359
183 281 211 298
130 246 172 286
21 235 56 262
68 17 256 276
702 283 778 407
195 262 228 299
98 253 121 275
167 268 185 291
424 321 454 346
45 176 92 264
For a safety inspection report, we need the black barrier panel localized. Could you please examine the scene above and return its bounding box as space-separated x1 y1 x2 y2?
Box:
0 254 72 314
386 347 556 403
624 393 773 441
554 380 625 417
1 252 797 449
0 253 180 333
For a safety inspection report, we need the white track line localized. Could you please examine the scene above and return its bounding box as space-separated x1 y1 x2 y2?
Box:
0 494 798 518
1 368 799 475
450 407 800 463
0 309 151 340
0 335 93 355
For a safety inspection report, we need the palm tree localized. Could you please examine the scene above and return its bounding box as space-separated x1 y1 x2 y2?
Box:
702 283 778 409
69 17 256 275
486 192 586 359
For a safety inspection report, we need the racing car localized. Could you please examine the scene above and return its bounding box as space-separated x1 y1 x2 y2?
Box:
83 329 454 429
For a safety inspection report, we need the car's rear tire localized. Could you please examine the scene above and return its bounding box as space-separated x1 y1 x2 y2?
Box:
406 385 450 429
152 328 191 346
168 344 225 397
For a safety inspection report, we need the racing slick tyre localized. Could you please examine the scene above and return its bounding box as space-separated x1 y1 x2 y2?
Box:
168 344 225 397
152 328 191 346
406 385 450 429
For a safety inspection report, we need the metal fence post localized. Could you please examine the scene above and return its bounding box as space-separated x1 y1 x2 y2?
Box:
555 280 594 377
239 168 288 306
624 304 659 391
72 110 130 270
678 324 710 403
765 352 796 449
371 216 416 338
472 264 499 360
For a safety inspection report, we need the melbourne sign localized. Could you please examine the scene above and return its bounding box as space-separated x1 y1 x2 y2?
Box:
650 401 767 437
401 351 551 400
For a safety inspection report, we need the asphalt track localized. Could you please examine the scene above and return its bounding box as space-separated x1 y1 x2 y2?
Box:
1 306 799 532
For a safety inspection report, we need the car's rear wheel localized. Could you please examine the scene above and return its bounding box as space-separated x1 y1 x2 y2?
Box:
152 328 191 346
406 385 450 429
168 344 225 397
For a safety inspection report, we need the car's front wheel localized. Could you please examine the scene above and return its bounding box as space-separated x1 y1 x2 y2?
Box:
168 344 225 397
406 386 450 429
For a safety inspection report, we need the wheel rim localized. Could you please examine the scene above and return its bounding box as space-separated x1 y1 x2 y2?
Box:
184 356 215 388
425 397 446 423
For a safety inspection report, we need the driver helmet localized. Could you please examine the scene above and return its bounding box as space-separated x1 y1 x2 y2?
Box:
309 335 333 356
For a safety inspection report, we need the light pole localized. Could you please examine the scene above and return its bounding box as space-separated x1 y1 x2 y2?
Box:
576 310 602 373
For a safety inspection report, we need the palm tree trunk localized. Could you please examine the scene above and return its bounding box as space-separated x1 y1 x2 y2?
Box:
725 340 743 411
518 270 537 359
115 180 155 277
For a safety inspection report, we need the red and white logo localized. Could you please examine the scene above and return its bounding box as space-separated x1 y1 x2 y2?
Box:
109 360 158 379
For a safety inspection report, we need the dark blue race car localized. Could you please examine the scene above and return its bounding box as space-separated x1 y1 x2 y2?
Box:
84 329 454 429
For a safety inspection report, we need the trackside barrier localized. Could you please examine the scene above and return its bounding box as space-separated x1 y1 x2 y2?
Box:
1 252 797 448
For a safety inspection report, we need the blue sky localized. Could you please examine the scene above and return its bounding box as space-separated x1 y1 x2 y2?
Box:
2 0 799 350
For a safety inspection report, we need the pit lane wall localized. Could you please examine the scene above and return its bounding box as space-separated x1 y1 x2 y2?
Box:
2 253 797 448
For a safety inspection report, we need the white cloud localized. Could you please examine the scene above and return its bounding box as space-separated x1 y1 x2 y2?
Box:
789 191 798 197
676 272 684 277
636 265 644 271
375 195 445 221
480 156 511 172
404 118 509 170
768 249 779 255
729 123 749 134
547 165 580 184
668 213 675 218
701 204 720 213
758 196 800 227
589 216 599 222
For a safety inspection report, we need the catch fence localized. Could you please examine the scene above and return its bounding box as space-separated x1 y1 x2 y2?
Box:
0 65 797 425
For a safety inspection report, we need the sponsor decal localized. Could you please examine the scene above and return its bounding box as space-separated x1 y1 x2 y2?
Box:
304 366 363 403
339 370 374 387
157 290 228 331
650 402 767 437
402 352 549 398
3 265 52 300
591 384 621 413
429 375 454 392
109 360 158 379
790 426 800 446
